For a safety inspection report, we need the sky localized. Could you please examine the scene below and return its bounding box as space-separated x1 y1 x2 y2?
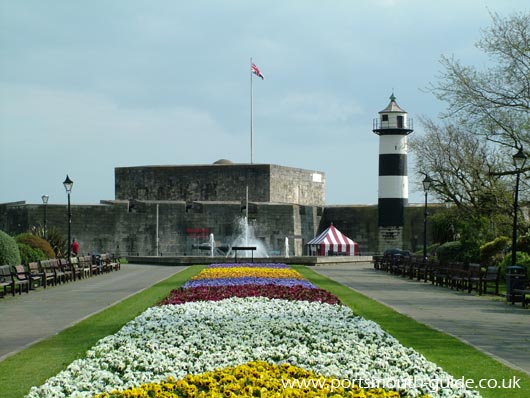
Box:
0 0 527 206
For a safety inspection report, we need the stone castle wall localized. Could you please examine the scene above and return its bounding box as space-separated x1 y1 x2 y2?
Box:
0 201 434 257
0 200 323 257
115 164 325 207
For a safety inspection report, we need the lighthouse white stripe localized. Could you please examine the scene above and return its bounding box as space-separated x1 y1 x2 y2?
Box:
378 176 408 198
379 135 408 154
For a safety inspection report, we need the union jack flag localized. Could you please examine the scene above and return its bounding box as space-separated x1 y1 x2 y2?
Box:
251 63 264 80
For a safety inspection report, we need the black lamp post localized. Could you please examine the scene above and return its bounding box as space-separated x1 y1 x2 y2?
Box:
422 175 433 261
63 175 74 259
41 194 49 239
511 148 527 267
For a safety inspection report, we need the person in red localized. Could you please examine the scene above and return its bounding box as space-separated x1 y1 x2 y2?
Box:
71 238 80 256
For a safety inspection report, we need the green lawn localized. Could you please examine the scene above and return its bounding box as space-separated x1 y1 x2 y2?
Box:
1 263 528 398
293 265 530 398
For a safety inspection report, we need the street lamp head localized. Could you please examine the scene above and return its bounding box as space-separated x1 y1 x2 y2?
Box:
422 174 433 192
41 194 49 204
63 175 74 193
513 148 527 171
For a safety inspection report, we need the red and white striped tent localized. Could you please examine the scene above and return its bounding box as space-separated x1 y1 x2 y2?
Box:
307 224 359 256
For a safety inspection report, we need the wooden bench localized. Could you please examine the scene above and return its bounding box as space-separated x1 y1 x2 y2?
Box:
79 255 99 276
0 265 14 297
481 266 500 295
10 265 31 293
42 259 66 284
0 264 29 295
58 258 74 282
430 262 451 287
511 289 530 308
389 255 403 275
13 264 42 290
445 262 470 291
67 257 83 280
70 256 90 279
100 253 120 272
28 262 48 288
373 255 383 270
510 278 530 308
39 259 58 287
377 254 392 272
409 256 428 281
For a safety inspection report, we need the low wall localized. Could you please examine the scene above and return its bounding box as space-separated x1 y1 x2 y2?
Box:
126 255 373 266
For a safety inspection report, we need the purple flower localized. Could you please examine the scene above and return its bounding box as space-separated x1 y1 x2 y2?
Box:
182 277 316 289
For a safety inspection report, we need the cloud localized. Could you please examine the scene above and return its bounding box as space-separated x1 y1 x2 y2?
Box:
266 92 364 125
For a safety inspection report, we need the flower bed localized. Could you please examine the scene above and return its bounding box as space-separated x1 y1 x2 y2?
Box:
189 266 305 280
26 264 481 398
94 360 402 398
160 284 340 305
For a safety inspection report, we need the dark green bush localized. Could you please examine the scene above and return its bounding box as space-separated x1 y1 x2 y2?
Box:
18 243 46 266
0 229 21 265
413 243 440 258
15 233 55 259
436 241 464 264
480 236 510 266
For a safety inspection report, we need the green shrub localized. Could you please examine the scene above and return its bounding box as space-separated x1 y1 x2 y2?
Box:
46 228 67 258
499 251 530 279
15 233 55 259
480 236 510 266
436 241 463 264
18 243 46 266
0 229 21 265
413 243 440 258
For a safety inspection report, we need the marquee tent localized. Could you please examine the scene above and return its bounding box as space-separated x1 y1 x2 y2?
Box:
307 224 359 256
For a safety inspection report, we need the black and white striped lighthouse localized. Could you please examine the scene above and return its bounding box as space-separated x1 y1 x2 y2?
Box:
372 93 413 250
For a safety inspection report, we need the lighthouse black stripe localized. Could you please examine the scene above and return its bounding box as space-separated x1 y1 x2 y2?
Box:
373 128 413 136
378 198 406 227
379 154 407 176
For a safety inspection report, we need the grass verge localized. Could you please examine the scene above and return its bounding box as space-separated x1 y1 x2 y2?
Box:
0 265 204 398
293 265 530 398
3 263 528 398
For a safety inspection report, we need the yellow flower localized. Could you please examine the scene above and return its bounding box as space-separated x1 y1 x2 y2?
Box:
94 361 411 398
191 267 305 281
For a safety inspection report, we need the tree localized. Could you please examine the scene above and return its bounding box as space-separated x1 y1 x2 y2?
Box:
415 10 530 245
429 11 530 150
428 11 529 200
410 117 514 238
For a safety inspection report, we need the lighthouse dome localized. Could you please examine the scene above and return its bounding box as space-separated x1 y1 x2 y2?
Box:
372 93 413 134
379 93 407 113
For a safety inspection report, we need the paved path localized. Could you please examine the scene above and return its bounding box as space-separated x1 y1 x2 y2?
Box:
313 262 530 376
0 263 187 361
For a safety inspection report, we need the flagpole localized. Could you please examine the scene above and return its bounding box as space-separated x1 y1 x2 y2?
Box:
250 57 253 164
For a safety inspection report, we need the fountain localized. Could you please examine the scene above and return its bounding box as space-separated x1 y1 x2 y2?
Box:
227 216 268 258
210 233 215 257
285 237 289 258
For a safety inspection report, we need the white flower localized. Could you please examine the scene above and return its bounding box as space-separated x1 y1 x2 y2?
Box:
26 298 481 398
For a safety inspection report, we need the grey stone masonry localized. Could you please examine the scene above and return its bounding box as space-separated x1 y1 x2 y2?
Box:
115 163 325 207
